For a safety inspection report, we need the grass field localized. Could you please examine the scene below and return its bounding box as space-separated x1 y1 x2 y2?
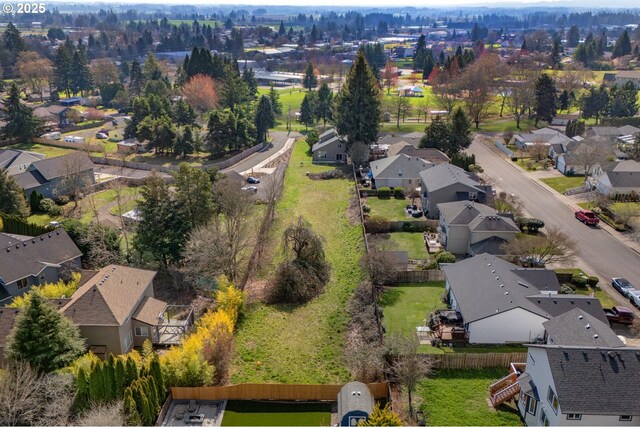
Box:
258 87 307 113
380 282 446 335
418 369 522 426
540 176 585 194
221 401 331 426
230 140 365 384
364 196 416 221
388 232 428 259
8 142 75 158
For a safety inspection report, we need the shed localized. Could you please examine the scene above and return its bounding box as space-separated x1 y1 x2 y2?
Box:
337 382 374 427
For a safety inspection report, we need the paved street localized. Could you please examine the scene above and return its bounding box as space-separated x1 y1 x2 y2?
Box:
467 138 640 309
222 131 298 173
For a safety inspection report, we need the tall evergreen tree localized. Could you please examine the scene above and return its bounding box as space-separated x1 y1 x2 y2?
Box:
299 94 315 129
567 25 580 48
422 52 435 80
174 126 195 158
173 163 214 227
581 84 610 125
71 43 94 96
316 83 333 127
129 59 144 96
413 34 427 70
268 85 282 116
447 107 472 157
242 68 258 97
2 83 42 144
54 42 74 98
6 292 85 373
3 22 25 52
612 30 632 59
608 81 638 118
255 95 275 143
333 50 382 148
534 73 557 126
302 62 318 91
219 64 250 112
278 21 286 37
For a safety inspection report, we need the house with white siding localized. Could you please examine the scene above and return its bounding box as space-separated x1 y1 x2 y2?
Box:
442 255 607 344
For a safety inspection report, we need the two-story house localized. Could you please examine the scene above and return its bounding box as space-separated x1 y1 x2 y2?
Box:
369 154 434 189
0 229 82 305
311 128 347 164
13 152 95 198
419 163 492 219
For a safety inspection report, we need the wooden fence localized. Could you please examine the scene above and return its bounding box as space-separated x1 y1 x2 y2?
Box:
170 382 390 401
429 352 527 370
394 269 445 283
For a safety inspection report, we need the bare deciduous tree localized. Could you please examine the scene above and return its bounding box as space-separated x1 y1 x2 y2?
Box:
503 226 577 267
16 51 53 102
349 142 370 167
493 192 524 218
459 54 503 128
431 71 458 113
506 68 539 129
61 153 93 209
528 139 549 162
573 138 609 181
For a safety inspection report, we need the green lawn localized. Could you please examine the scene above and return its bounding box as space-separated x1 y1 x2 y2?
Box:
221 401 331 426
258 87 307 112
387 232 428 259
610 202 640 216
418 369 522 426
380 282 446 334
8 142 76 158
540 176 585 194
27 212 59 226
231 140 365 384
109 199 139 216
364 196 417 221
79 187 139 223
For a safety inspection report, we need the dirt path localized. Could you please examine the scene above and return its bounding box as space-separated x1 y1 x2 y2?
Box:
95 196 138 228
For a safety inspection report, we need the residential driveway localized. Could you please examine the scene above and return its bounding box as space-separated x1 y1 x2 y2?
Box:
93 164 171 179
467 137 640 312
222 131 299 174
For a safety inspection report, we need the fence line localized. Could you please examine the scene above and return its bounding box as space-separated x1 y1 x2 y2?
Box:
353 163 370 254
429 352 527 370
393 270 445 283
170 382 390 401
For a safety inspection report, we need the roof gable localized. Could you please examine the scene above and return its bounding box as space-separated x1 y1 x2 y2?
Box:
419 163 484 193
370 154 433 179
543 308 624 347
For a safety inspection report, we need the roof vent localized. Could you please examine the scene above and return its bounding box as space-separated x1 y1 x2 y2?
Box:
6 248 9 253
578 315 583 320
593 334 599 339
40 236 44 240
517 281 528 288
500 284 504 288
608 351 616 358
48 233 51 238
492 270 496 274
23 242 26 247
585 324 591 329
504 291 509 295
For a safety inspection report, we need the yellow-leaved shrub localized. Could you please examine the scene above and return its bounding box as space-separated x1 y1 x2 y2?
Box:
9 272 81 308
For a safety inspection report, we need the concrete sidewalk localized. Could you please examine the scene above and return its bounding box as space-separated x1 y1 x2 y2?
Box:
239 136 296 175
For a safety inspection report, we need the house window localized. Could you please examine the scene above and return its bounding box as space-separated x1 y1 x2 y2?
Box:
134 326 148 337
525 396 537 415
540 410 549 427
566 414 581 420
528 353 536 365
16 278 28 289
123 330 133 351
317 151 327 159
336 153 343 161
620 416 633 422
468 191 478 200
547 387 559 414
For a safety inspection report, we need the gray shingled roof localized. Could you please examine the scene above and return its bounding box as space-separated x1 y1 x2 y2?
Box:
312 133 344 153
442 255 564 324
469 236 509 255
419 163 484 193
543 308 624 347
601 160 640 188
438 201 519 232
542 346 640 415
0 229 82 285
370 154 433 180
30 152 94 181
525 294 607 324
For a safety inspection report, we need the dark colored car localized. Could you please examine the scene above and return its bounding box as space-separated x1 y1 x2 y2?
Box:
604 306 635 325
612 277 636 297
246 176 260 184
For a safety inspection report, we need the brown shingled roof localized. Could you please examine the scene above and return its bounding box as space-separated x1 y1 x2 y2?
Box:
132 296 167 326
60 265 156 326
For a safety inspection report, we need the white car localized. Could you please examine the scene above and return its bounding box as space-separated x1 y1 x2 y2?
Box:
629 290 640 308
241 186 258 193
95 132 109 139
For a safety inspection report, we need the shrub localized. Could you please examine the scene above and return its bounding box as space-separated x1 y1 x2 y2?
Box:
362 204 371 214
365 216 391 234
40 198 63 216
377 187 391 198
571 274 588 288
401 222 416 232
435 251 456 264
559 284 576 294
9 273 81 308
516 217 545 233
588 276 600 287
393 187 405 198
54 195 70 206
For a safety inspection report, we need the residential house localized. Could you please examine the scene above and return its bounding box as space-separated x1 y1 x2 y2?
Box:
375 132 424 148
593 160 640 195
13 151 95 198
437 201 519 255
32 105 76 128
585 125 640 140
512 128 571 149
0 229 82 304
369 154 434 189
386 141 450 164
605 70 640 89
59 264 193 356
419 163 492 218
311 128 347 164
442 255 606 344
0 149 44 176
550 113 580 126
398 85 424 97
507 310 639 426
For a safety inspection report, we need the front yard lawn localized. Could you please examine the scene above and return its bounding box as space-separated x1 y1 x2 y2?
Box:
380 282 446 335
418 369 523 426
231 140 365 384
364 196 421 221
540 176 585 194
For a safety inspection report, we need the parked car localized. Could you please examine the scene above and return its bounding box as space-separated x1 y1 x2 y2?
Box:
629 290 640 308
98 129 110 135
575 210 599 225
241 186 258 193
612 277 636 297
95 132 108 139
246 176 260 184
604 306 635 325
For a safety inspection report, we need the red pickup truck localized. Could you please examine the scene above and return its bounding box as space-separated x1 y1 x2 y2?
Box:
604 306 635 325
575 210 600 226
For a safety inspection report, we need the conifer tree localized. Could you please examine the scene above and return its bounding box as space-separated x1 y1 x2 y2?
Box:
534 73 558 126
333 50 382 148
74 367 90 412
316 83 333 127
125 357 139 386
6 292 84 373
124 388 141 426
255 95 275 143
299 94 315 129
268 85 282 116
0 168 30 218
115 357 126 397
303 62 318 91
2 83 42 144
612 30 632 58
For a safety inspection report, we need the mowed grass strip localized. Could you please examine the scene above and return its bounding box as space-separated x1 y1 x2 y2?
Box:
221 401 331 426
231 141 365 384
418 369 522 426
540 176 585 194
